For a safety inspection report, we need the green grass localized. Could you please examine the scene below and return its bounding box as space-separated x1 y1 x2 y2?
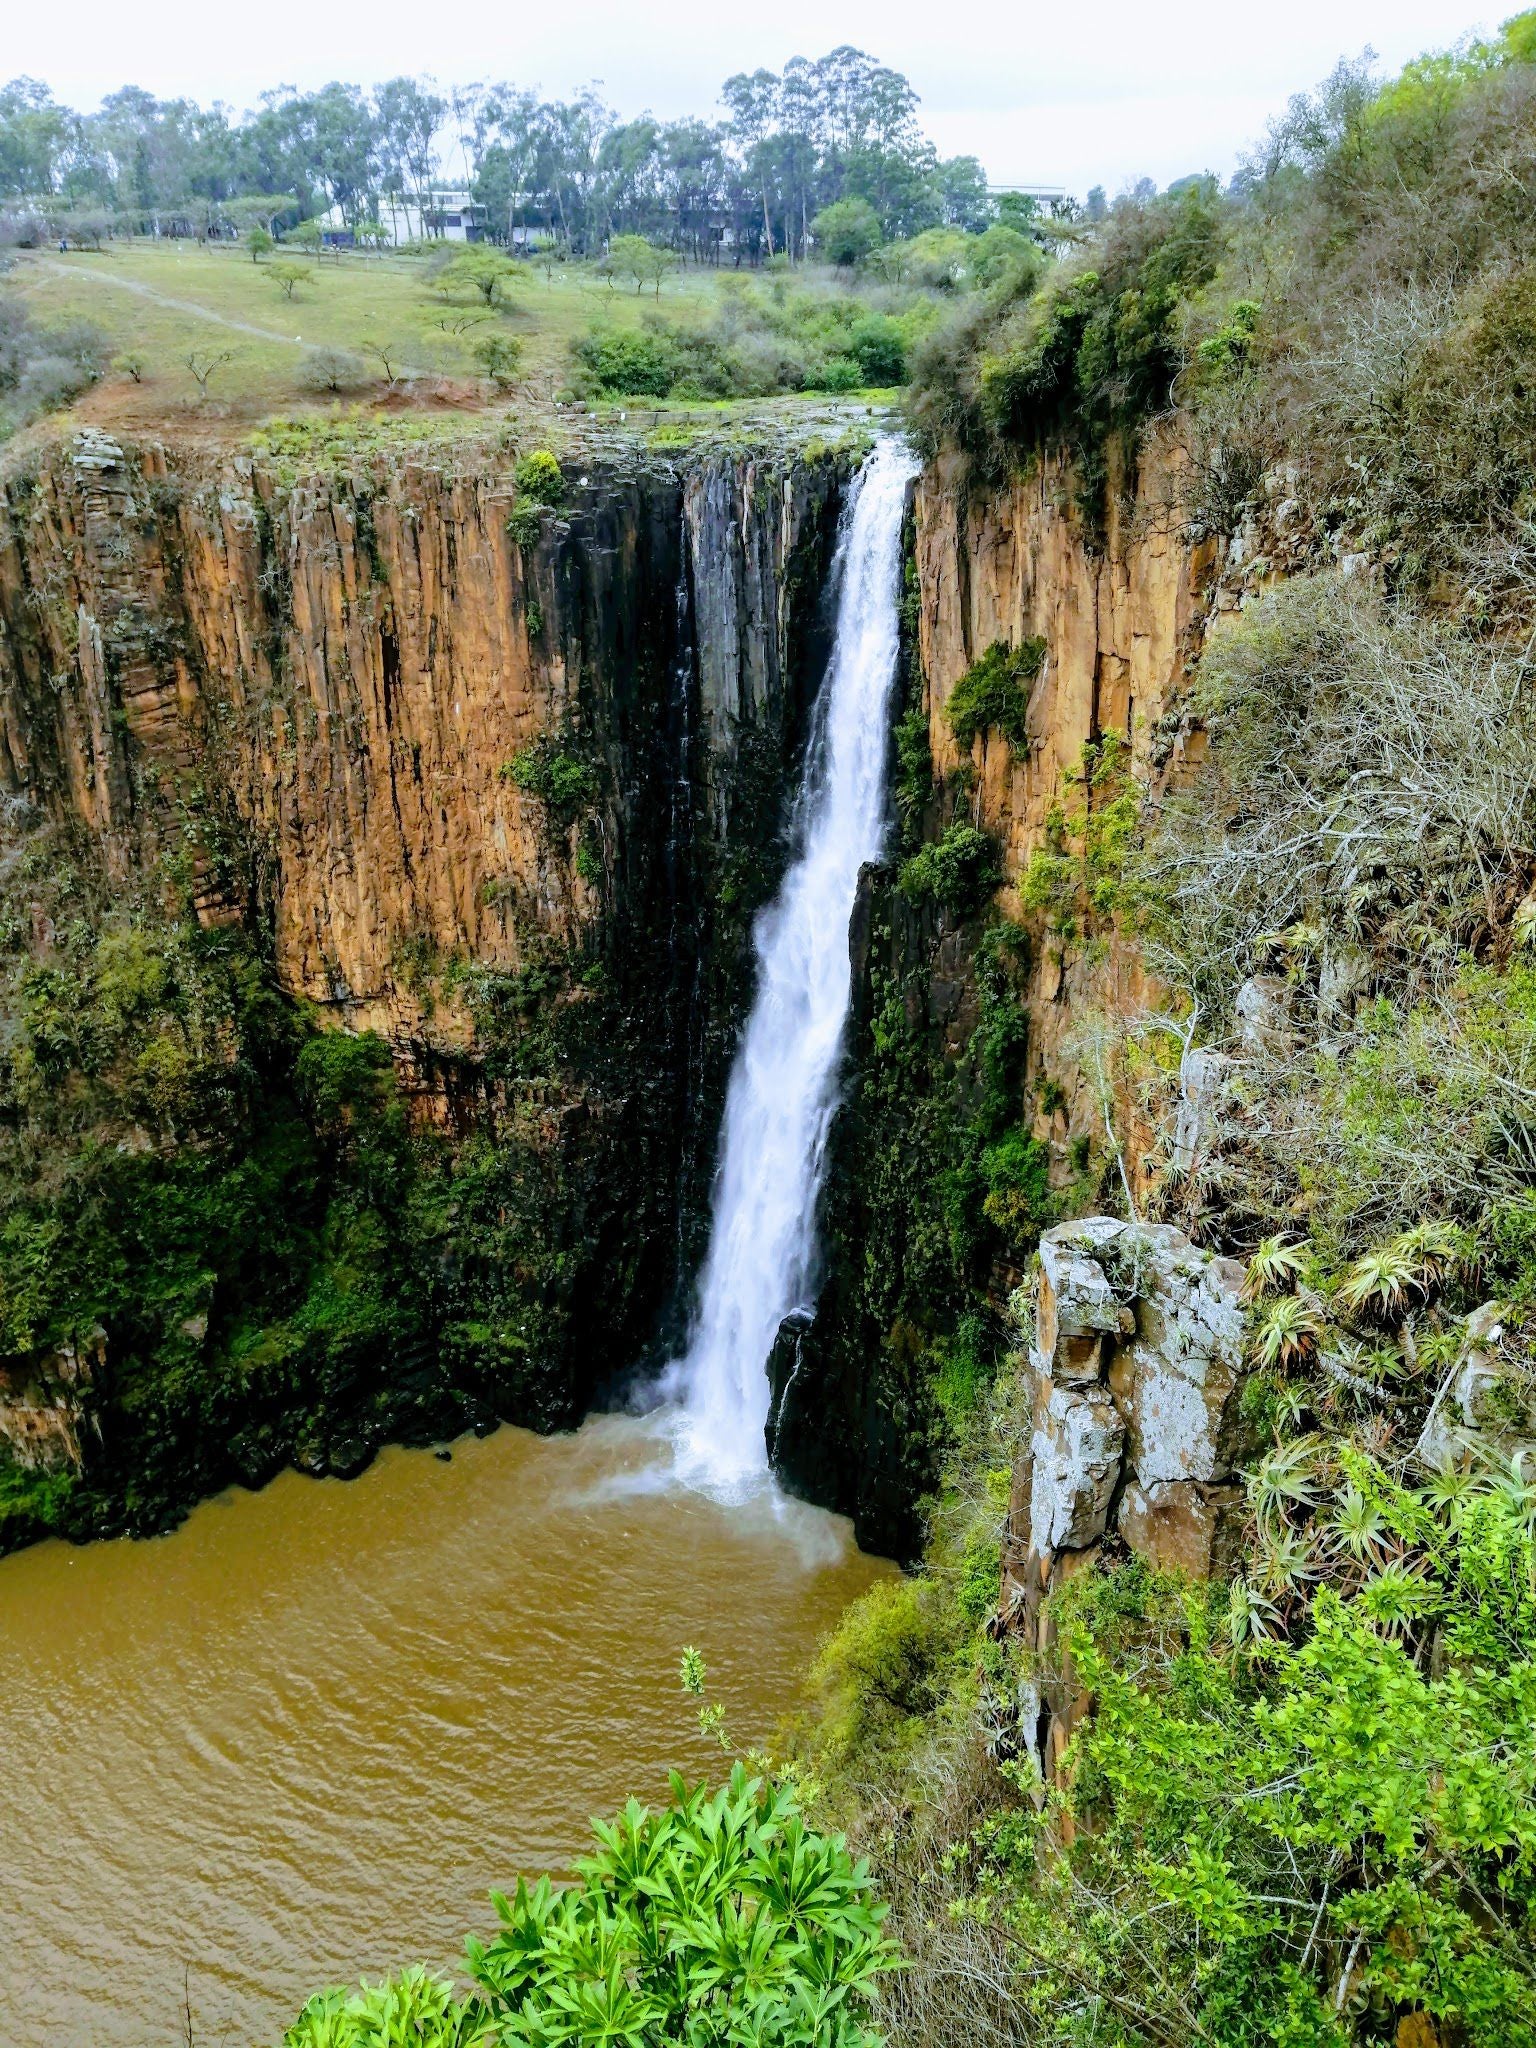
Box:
6 240 896 437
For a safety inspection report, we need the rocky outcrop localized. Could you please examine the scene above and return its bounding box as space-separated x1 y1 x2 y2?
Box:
0 428 845 1064
0 1329 104 1474
1001 1218 1249 1782
1417 1302 1536 1472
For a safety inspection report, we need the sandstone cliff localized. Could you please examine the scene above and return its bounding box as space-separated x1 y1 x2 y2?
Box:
0 422 852 1524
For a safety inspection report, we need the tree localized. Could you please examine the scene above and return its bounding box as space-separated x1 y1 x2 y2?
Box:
722 68 781 259
267 260 310 299
470 331 522 389
300 346 367 393
244 225 274 261
0 78 70 199
359 336 414 386
434 247 521 306
183 347 237 400
606 232 671 296
286 218 323 256
811 196 881 266
373 75 445 227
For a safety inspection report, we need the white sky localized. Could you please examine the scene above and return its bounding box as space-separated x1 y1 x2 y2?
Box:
5 0 1502 196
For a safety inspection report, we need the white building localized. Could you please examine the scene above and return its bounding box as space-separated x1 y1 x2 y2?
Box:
315 191 489 248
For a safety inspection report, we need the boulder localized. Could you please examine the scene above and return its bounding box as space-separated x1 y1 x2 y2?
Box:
1003 1217 1251 1798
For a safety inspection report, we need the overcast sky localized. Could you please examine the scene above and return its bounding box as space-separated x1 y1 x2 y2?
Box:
7 0 1498 195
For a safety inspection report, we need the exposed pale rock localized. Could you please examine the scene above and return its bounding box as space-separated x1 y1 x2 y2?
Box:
1418 1303 1536 1469
1004 1216 1250 1795
1235 974 1292 1054
1029 1378 1125 1552
1170 1047 1230 1177
1013 1217 1248 1574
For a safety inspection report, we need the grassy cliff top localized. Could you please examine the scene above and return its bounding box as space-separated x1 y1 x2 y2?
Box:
0 239 901 464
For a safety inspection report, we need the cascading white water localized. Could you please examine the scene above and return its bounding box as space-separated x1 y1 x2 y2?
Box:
669 437 919 1490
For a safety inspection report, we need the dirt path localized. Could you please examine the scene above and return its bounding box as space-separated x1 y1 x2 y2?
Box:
35 259 440 380
36 257 315 348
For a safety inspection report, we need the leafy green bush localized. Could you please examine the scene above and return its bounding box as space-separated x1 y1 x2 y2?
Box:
847 313 907 385
1016 1458 1536 2048
504 503 542 548
945 638 1046 751
897 823 1001 917
283 1767 898 2048
500 741 597 824
570 325 677 397
977 1128 1052 1242
819 354 864 393
511 450 565 504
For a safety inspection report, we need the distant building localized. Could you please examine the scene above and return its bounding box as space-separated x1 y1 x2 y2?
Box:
987 183 1071 211
315 192 490 248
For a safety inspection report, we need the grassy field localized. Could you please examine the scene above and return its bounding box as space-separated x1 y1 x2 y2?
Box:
5 239 884 439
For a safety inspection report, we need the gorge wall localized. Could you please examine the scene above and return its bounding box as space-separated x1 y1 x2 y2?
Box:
0 417 1243 1557
0 423 850 1534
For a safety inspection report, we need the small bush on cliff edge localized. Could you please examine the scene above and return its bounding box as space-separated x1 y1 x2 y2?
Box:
511 449 565 505
500 740 598 827
898 822 1001 917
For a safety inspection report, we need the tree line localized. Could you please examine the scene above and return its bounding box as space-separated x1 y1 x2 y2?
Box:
0 52 1000 261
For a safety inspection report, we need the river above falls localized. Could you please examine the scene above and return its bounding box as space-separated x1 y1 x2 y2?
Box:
0 1414 893 2048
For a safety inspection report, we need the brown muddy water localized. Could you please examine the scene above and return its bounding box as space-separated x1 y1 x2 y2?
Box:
0 1414 894 2048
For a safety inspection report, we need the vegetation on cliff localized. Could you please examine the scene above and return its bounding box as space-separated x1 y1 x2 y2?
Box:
0 821 620 1545
797 18 1536 2046
909 6 1536 587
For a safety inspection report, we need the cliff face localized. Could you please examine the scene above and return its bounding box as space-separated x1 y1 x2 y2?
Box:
914 435 1218 1150
0 417 1248 1558
0 425 850 1527
0 428 842 1068
774 434 1232 1556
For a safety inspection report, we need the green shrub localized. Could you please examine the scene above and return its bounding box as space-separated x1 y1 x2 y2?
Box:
848 312 907 384
945 638 1046 751
819 354 863 393
571 325 677 397
808 1576 945 1767
511 450 565 505
504 503 542 548
500 741 598 824
892 703 933 842
897 823 1001 917
284 1767 898 2048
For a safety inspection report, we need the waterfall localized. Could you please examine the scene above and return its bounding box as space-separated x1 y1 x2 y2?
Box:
669 437 919 1490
